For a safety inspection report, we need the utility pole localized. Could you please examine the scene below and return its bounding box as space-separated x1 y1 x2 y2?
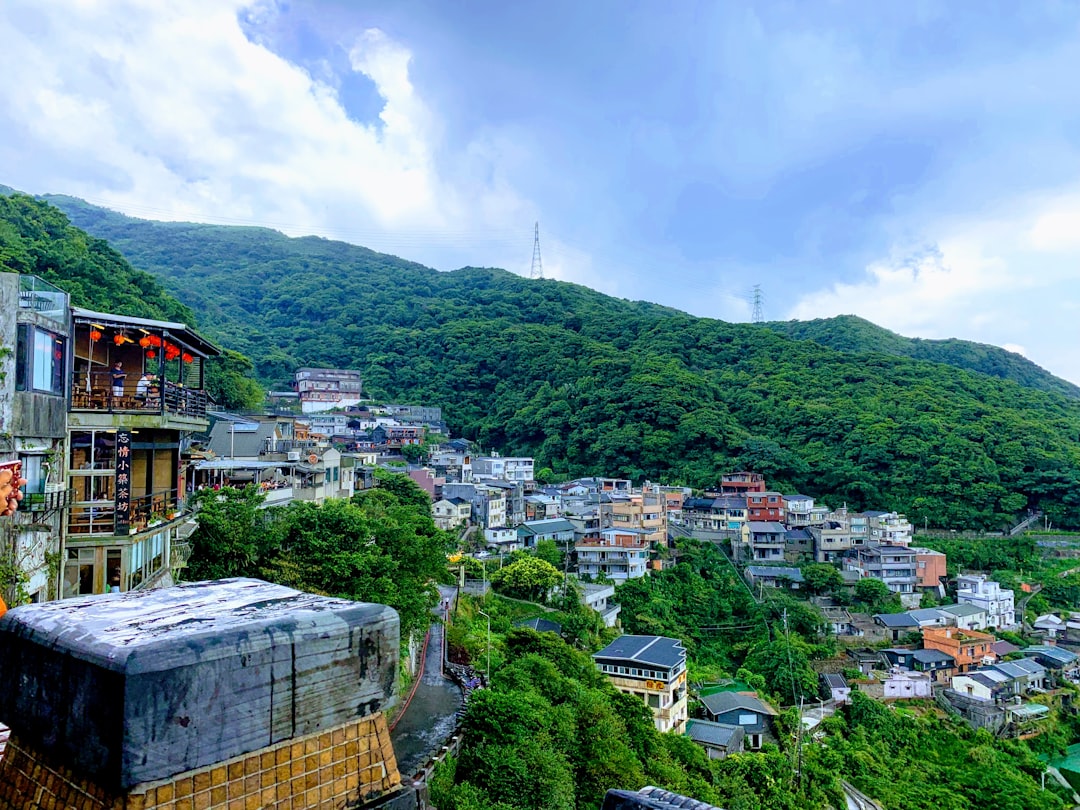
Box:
477 608 491 680
530 222 544 280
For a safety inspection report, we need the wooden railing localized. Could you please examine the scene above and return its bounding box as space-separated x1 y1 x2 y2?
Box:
71 371 208 418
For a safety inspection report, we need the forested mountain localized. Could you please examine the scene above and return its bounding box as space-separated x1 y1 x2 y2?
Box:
765 315 1080 400
6 191 1080 529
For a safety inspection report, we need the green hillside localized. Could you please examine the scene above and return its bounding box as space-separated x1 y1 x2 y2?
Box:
7 192 1080 529
765 315 1080 400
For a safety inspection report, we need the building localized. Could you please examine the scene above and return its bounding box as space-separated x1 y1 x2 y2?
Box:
443 482 507 530
848 544 919 605
912 547 947 596
820 673 851 704
939 603 989 631
740 521 787 562
578 581 621 627
745 565 804 590
63 307 219 597
0 274 73 604
575 528 650 581
746 492 783 522
685 720 744 759
517 518 576 548
922 626 996 673
681 495 746 532
811 508 854 562
716 471 766 495
293 367 363 413
881 648 956 681
593 635 688 733
432 497 471 531
698 692 777 750
782 494 815 527
864 511 913 546
956 574 1016 630
472 455 534 485
882 669 933 699
610 485 667 546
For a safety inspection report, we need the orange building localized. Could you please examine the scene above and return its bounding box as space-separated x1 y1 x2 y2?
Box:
922 626 996 673
912 547 948 592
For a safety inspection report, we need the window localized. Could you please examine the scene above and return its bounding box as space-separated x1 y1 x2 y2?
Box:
738 714 757 725
15 324 66 396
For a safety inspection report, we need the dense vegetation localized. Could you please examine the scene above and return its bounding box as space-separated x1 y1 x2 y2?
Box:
184 475 452 643
0 193 263 409
7 191 1080 528
42 195 1080 529
766 315 1080 400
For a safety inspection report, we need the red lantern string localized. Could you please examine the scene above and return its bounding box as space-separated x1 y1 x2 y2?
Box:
113 334 125 346
182 352 194 363
89 329 102 341
139 337 151 348
146 350 156 359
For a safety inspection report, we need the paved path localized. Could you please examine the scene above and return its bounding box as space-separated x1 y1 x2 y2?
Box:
389 585 462 779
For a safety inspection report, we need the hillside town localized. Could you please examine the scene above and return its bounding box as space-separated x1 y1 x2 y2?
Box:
4 270 1080 807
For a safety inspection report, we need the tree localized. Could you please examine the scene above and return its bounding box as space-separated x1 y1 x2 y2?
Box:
186 485 275 581
491 557 562 602
366 469 432 509
533 539 563 569
853 577 897 613
204 349 264 411
802 563 844 595
401 443 427 464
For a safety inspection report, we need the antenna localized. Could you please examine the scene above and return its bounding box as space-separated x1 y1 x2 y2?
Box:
751 284 765 323
530 222 544 280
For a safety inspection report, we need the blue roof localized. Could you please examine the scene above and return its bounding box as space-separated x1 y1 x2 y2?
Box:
594 635 686 668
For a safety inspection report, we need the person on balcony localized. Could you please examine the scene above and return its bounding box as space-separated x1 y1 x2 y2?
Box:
110 362 127 400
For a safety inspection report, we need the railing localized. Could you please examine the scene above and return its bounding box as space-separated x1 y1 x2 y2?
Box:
18 275 67 321
24 487 74 513
68 490 181 536
70 372 208 419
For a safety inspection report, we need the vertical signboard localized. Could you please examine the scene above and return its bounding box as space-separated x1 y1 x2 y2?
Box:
114 429 132 536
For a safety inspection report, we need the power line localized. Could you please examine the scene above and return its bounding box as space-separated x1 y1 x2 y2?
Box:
530 221 544 280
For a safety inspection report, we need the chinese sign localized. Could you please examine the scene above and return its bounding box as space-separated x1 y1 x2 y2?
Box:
114 430 132 535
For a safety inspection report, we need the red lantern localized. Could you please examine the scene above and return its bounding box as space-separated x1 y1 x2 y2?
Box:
148 335 162 347
139 337 151 348
146 350 156 359
113 334 125 346
89 329 102 341
182 352 193 363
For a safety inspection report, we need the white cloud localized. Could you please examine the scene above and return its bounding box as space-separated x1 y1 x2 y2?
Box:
0 0 562 275
787 191 1080 384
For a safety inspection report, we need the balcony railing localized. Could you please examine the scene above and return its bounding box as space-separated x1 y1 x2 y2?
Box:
69 490 181 536
71 371 208 419
24 487 74 513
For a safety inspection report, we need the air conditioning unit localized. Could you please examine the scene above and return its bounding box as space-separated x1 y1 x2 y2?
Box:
287 451 301 461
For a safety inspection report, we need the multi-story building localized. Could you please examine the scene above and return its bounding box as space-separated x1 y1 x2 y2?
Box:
0 274 73 604
810 508 853 562
472 455 534 485
849 512 869 546
293 368 363 413
922 626 996 673
782 494 814 527
431 497 471 531
593 635 688 733
429 449 472 483
847 544 919 605
610 485 667 546
747 492 783 522
957 574 1016 630
575 528 649 581
865 511 913 546
739 521 786 562
681 495 746 532
912 547 948 596
64 306 219 596
716 471 766 496
443 482 507 529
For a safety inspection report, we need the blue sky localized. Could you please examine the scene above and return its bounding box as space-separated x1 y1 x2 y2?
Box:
3 1 1080 383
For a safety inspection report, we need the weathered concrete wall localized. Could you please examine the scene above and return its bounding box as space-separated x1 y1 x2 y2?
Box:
0 578 400 790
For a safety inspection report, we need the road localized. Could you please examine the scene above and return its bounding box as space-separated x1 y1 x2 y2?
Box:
389 585 463 780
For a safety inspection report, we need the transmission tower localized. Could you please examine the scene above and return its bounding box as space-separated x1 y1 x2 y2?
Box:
530 221 544 279
751 284 765 323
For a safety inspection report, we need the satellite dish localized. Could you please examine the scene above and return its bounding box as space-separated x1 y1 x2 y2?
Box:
307 454 319 465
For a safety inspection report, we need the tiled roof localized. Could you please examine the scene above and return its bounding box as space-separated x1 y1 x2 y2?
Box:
602 786 725 810
686 720 743 748
699 691 777 717
745 566 805 583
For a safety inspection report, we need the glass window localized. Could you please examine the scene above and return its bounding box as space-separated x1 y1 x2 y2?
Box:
16 325 66 395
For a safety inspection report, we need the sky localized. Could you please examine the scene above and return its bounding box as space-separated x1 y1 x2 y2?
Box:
3 1 1080 383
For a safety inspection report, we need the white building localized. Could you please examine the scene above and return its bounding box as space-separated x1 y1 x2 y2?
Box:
484 527 520 552
575 528 649 582
472 455 534 484
957 574 1016 630
866 511 913 546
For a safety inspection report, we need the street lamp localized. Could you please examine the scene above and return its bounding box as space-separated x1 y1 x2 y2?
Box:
477 608 491 679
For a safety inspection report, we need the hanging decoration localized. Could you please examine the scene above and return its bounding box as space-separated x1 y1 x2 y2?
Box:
113 334 125 346
89 329 102 342
139 337 152 349
146 350 156 359
182 352 194 363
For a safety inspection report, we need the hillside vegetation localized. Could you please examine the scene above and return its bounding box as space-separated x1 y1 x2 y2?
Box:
6 192 1080 529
